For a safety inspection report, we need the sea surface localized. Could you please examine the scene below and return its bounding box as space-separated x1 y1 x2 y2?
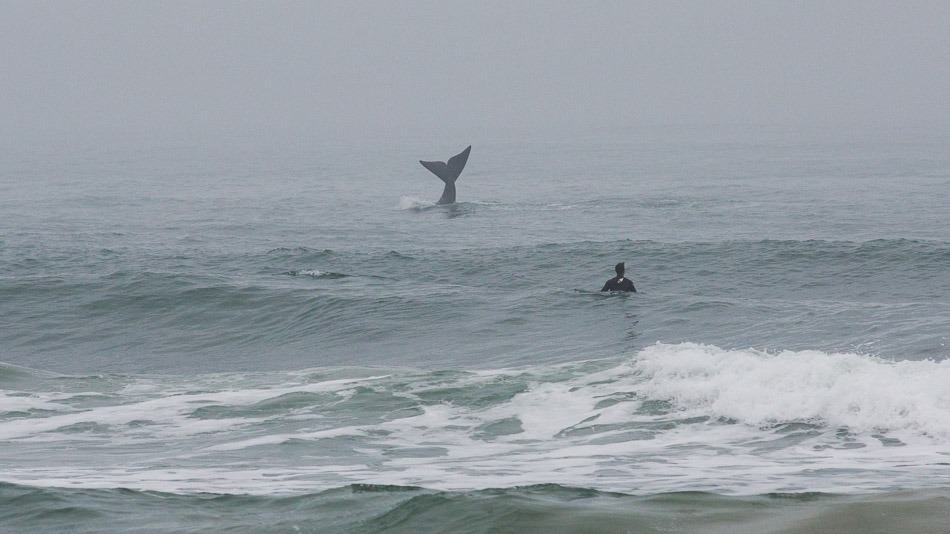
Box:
2 128 949 532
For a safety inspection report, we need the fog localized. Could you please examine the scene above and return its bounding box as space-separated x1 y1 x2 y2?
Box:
2 1 949 149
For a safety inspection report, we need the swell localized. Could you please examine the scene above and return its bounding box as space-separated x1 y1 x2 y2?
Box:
1 482 948 534
1 238 948 372
4 238 947 295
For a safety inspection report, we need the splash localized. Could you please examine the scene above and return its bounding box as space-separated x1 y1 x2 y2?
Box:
398 196 434 210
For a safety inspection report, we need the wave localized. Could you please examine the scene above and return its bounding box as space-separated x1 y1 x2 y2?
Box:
633 343 950 435
264 246 336 261
1 237 948 373
1 481 949 533
283 269 349 279
3 344 950 498
10 342 950 437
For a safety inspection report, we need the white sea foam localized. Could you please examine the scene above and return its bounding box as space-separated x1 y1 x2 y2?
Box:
0 375 388 441
3 345 950 495
0 393 70 413
633 343 950 436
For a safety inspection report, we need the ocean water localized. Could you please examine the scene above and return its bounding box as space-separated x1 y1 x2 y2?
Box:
2 128 949 532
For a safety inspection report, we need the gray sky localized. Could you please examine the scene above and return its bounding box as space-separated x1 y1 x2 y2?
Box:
2 1 949 148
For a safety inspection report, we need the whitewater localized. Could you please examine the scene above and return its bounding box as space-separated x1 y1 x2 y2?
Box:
3 343 950 499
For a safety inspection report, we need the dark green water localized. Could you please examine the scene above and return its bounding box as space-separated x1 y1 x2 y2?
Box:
3 483 949 534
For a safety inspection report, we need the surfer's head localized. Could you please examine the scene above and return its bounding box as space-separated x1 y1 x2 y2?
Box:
615 262 625 276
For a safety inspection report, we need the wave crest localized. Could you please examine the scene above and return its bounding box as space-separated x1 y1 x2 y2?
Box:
634 343 950 435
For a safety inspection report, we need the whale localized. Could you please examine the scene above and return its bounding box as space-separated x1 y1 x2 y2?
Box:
419 145 471 205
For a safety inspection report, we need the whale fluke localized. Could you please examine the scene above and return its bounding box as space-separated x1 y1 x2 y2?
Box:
419 145 471 204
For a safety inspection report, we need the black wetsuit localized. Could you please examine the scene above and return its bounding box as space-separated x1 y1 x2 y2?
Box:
601 276 636 292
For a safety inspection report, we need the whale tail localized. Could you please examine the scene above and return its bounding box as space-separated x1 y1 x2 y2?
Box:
419 145 471 204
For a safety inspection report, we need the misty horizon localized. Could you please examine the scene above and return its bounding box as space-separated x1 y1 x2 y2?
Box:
3 1 950 151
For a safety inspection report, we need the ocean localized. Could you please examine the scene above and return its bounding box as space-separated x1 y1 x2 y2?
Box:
2 127 949 532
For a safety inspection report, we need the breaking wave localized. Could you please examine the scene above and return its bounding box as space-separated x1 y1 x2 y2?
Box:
3 343 950 497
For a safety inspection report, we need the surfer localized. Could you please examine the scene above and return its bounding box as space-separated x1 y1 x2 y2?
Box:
601 262 637 292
